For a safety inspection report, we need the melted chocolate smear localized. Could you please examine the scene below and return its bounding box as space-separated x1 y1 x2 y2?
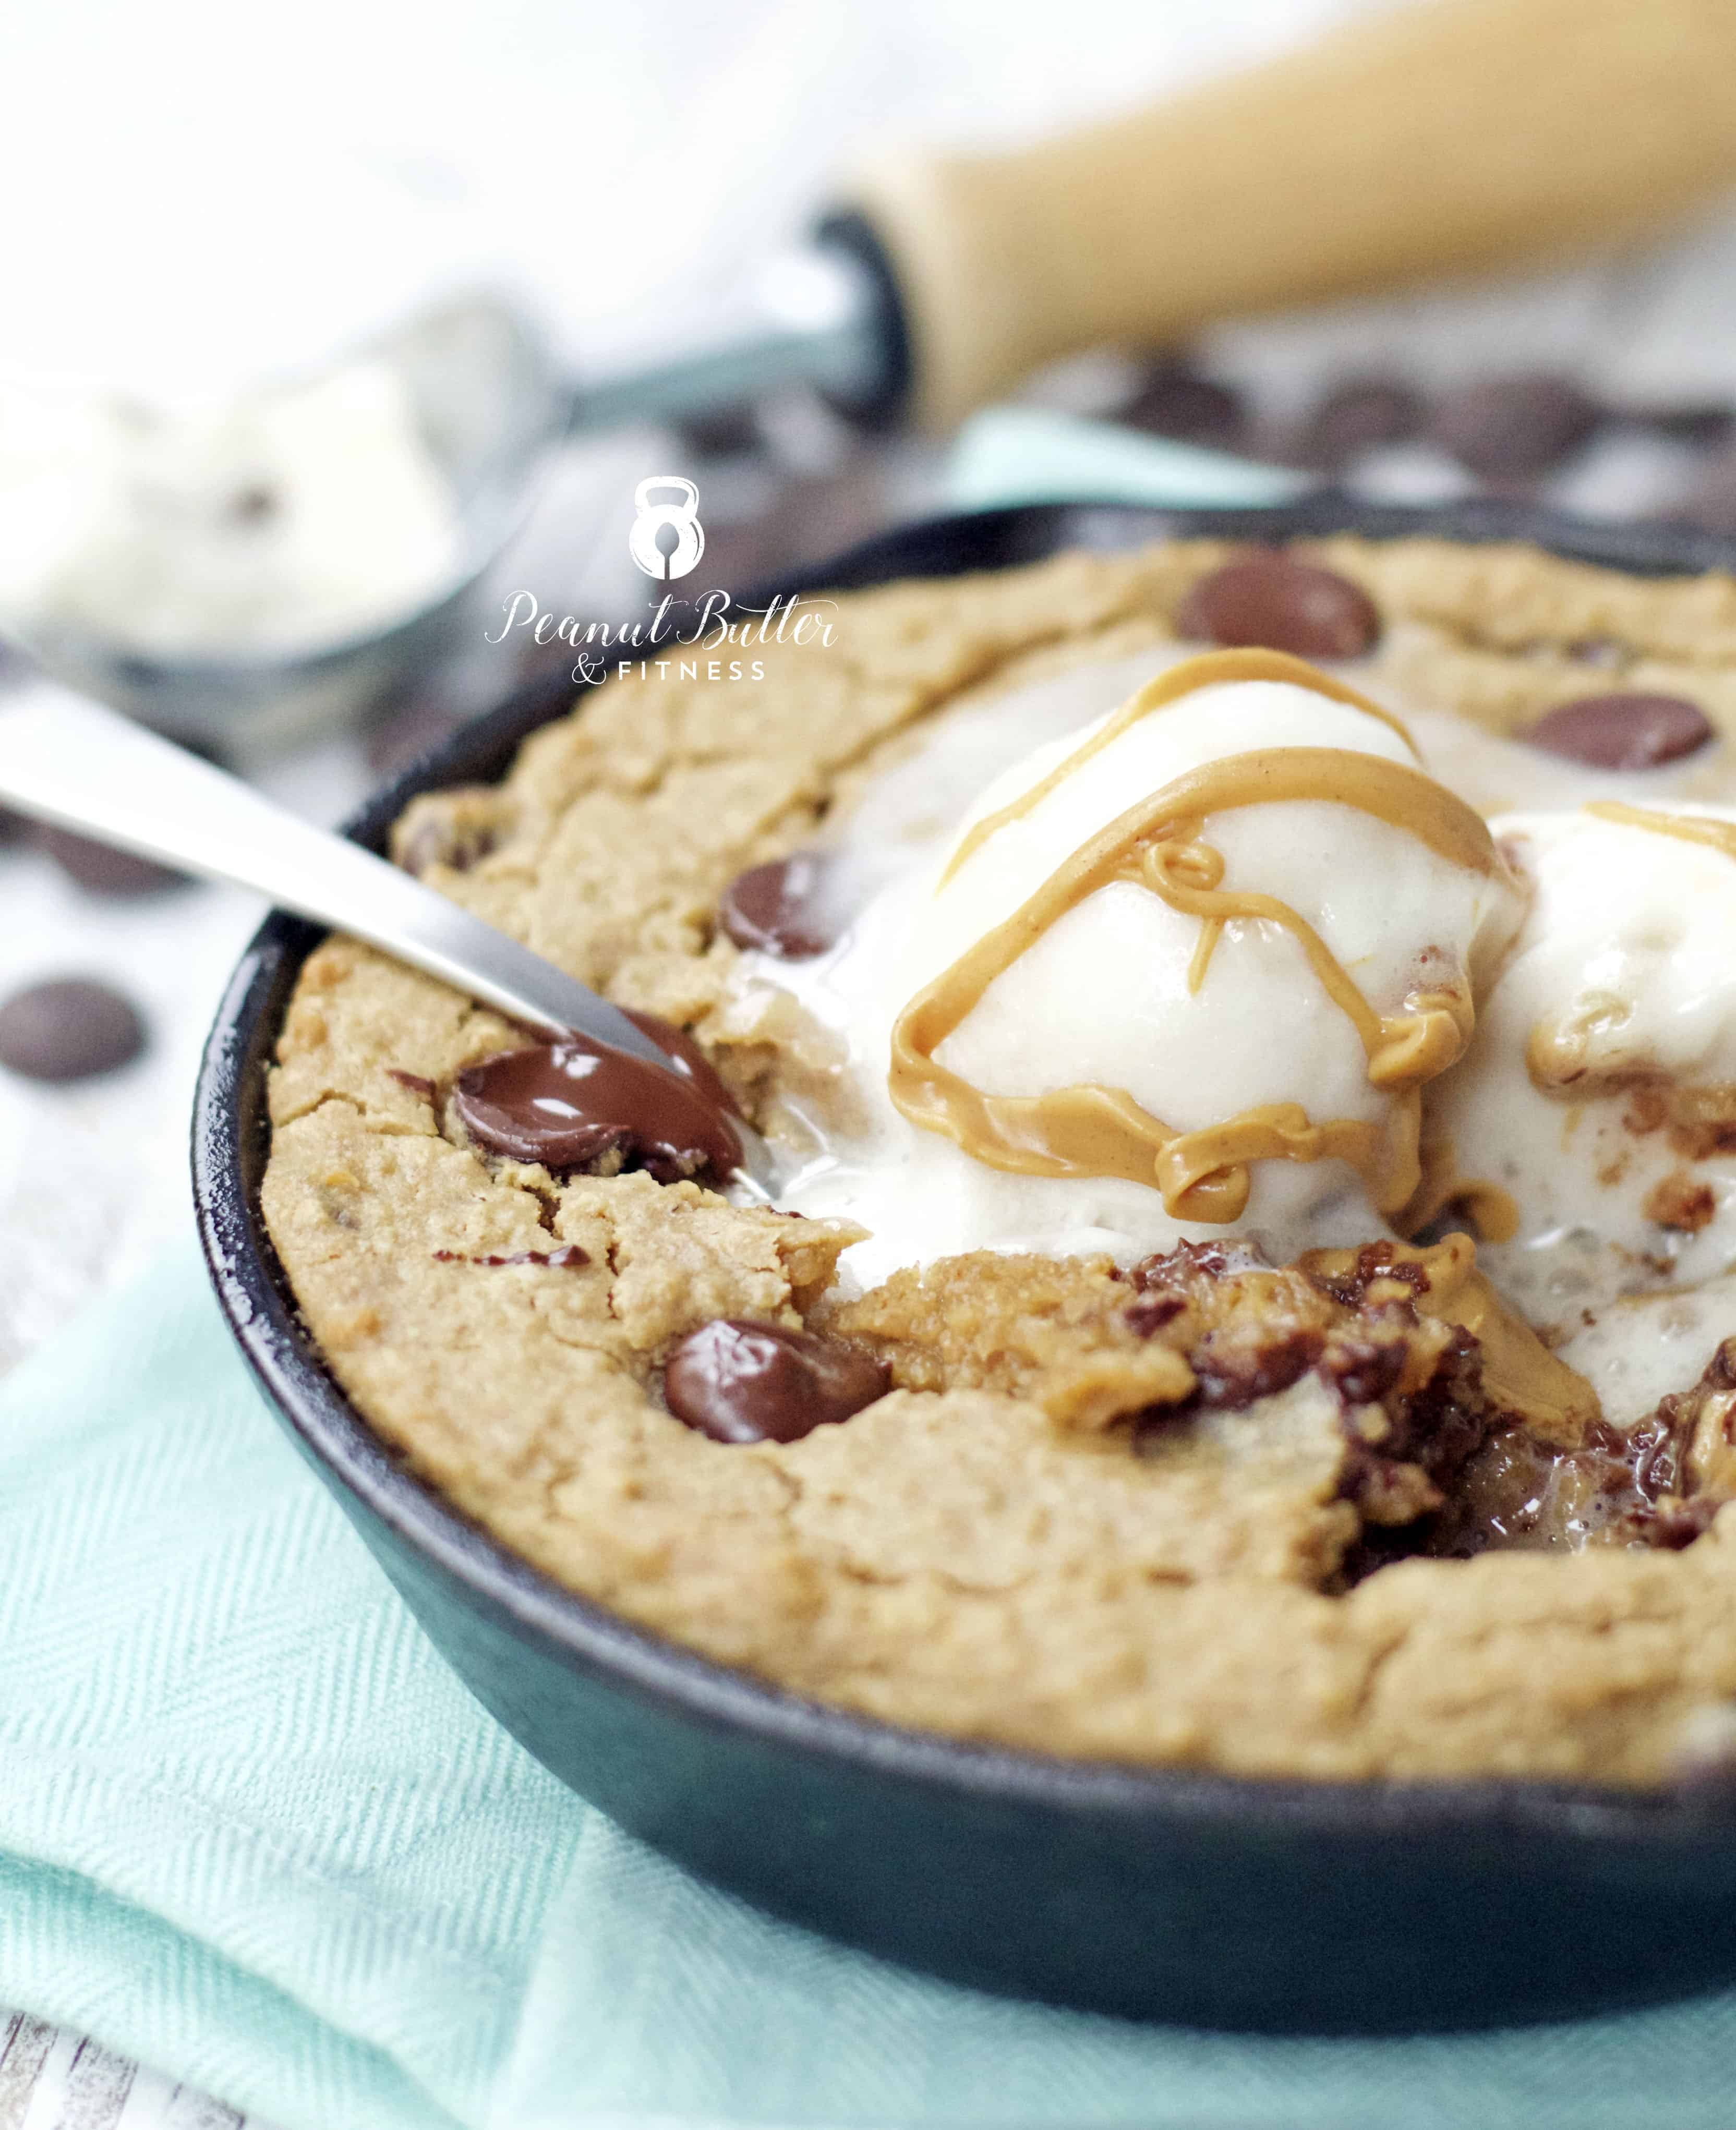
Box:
432 1244 589 1268
1524 692 1713 770
453 1022 741 1184
662 1318 890 1444
388 1068 436 1100
1176 553 1381 659
719 853 838 959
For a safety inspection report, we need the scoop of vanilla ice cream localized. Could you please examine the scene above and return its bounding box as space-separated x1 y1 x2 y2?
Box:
1432 803 1736 1316
766 662 1522 1285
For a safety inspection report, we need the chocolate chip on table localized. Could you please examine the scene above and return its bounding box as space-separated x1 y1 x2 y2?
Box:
1619 400 1733 449
1427 372 1600 480
1119 362 1246 453
1667 448 1736 539
366 697 463 780
673 402 765 461
1176 552 1381 658
719 853 838 959
0 977 146 1082
662 1318 891 1444
1288 374 1425 471
36 824 188 896
1524 692 1713 770
453 1012 742 1184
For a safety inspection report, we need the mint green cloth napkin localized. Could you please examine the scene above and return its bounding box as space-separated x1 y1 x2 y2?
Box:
2 422 1732 2129
7 1244 1736 2130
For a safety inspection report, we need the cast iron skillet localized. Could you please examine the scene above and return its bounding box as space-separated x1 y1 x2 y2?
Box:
194 495 1736 2033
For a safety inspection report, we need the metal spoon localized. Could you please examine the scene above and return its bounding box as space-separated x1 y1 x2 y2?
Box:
0 684 776 1197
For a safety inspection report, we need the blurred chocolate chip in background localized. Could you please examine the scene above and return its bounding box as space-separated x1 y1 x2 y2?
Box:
1427 371 1601 480
1620 400 1736 450
365 693 464 780
1666 447 1736 538
37 824 189 897
0 977 147 1083
0 804 26 848
1286 374 1426 472
1119 360 1247 453
672 402 766 462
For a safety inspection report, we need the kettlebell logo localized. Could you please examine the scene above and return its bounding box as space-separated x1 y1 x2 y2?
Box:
628 475 705 581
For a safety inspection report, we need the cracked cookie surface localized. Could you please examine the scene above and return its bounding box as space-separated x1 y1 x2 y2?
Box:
264 538 1736 1785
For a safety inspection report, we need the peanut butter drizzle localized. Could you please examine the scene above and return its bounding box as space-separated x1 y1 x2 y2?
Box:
941 648 1418 887
1396 1125 1521 1245
890 741 1499 1223
1584 800 1736 864
1299 1235 1596 1446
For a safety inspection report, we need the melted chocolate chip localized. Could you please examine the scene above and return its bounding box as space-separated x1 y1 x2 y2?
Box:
1190 1326 1325 1411
1428 372 1600 480
1124 1291 1185 1338
1524 692 1713 770
662 1318 890 1444
620 1007 735 1117
719 853 838 959
396 811 499 879
38 825 186 896
388 1068 436 1100
1176 553 1380 658
0 977 146 1082
452 1021 741 1184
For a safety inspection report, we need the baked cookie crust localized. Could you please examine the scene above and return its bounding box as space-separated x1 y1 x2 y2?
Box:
262 538 1736 1786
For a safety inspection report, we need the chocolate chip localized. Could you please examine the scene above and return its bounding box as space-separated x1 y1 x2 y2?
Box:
453 1020 742 1184
0 805 27 848
388 1068 437 1100
1620 400 1733 448
719 853 838 959
432 1243 589 1268
0 977 146 1082
662 1318 890 1444
674 403 765 460
1119 363 1246 453
1176 552 1380 658
1189 1326 1324 1411
393 789 502 877
1667 449 1736 538
1427 372 1600 480
620 1006 736 1118
1289 375 1425 470
1524 692 1713 770
37 825 187 896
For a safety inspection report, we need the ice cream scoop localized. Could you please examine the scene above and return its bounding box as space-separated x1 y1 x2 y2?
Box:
1431 801 1736 1317
766 650 1523 1282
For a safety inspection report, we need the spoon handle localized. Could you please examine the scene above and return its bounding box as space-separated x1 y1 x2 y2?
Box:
0 686 676 1071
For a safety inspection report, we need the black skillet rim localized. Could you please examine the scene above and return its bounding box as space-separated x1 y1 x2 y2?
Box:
193 490 1736 1845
